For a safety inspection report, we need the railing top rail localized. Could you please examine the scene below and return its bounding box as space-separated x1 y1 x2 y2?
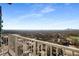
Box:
9 34 79 53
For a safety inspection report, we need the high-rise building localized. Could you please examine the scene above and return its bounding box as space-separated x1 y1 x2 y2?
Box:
0 6 3 47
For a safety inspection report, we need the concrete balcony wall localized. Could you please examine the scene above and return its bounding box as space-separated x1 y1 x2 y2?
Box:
8 34 79 56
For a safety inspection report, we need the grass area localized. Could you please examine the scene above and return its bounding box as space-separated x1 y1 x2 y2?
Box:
68 36 79 48
69 36 79 42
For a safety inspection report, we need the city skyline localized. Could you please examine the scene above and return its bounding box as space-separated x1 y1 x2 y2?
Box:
0 3 79 30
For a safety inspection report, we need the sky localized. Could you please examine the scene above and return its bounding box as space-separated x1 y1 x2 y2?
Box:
0 3 79 30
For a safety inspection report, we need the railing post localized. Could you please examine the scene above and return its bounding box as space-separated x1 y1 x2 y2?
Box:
41 44 45 56
15 37 18 56
23 41 27 54
45 45 47 56
41 44 43 51
50 46 52 56
33 42 36 56
56 47 59 56
40 44 43 56
8 35 10 53
72 51 75 56
25 40 28 51
37 42 40 56
63 48 66 56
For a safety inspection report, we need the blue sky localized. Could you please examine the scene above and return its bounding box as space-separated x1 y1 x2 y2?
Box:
0 3 79 30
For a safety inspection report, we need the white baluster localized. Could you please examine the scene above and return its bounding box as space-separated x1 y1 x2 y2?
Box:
50 46 52 56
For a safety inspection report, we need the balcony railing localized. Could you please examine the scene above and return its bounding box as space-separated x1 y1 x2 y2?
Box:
8 34 79 56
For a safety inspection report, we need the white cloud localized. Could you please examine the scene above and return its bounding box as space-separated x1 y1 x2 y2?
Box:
3 5 57 30
8 13 43 22
8 6 55 23
41 6 55 13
